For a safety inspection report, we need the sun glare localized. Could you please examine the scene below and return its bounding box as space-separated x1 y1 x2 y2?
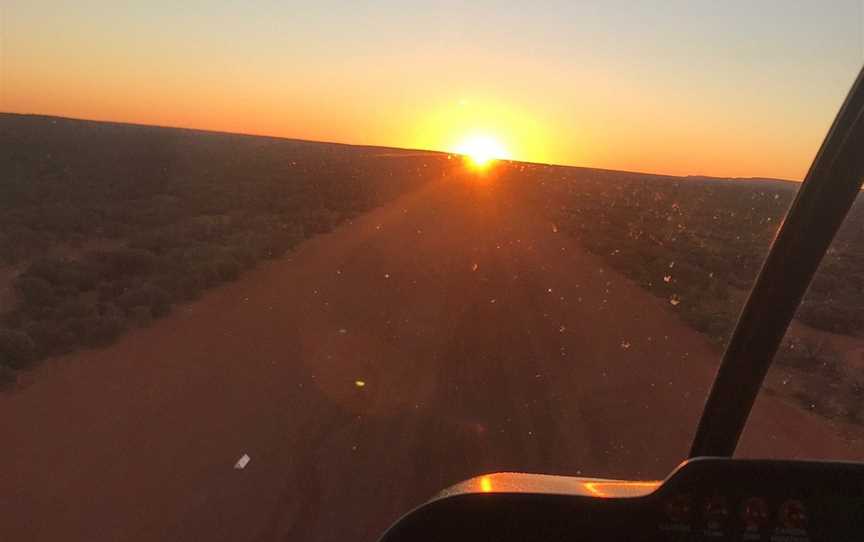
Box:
455 135 510 169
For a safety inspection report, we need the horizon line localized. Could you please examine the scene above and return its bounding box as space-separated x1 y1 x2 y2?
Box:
0 110 799 184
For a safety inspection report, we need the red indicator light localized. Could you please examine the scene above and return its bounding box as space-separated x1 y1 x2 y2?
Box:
741 497 769 528
703 495 729 521
779 499 808 529
665 494 692 522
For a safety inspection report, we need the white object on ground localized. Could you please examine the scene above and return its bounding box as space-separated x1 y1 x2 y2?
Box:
234 454 251 470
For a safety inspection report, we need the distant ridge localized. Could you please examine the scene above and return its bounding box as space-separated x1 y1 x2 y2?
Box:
683 175 799 187
1 112 799 184
0 112 447 157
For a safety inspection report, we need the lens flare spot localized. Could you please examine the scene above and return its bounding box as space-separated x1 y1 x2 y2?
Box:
455 134 510 169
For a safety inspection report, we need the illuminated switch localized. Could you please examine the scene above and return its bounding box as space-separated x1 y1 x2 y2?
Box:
665 493 692 522
703 495 729 522
779 499 808 529
741 497 769 528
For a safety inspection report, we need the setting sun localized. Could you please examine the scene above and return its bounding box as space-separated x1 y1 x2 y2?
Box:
455 134 511 168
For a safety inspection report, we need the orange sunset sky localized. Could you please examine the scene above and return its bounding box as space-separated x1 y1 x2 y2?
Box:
2 1 863 179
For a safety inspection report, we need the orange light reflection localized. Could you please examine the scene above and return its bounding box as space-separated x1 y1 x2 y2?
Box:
584 481 660 498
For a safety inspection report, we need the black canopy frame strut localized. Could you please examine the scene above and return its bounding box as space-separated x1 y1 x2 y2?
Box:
690 65 864 458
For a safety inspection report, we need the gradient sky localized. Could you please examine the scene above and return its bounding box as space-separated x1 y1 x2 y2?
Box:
2 1 863 179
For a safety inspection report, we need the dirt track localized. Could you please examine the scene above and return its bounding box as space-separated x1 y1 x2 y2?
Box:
2 173 862 541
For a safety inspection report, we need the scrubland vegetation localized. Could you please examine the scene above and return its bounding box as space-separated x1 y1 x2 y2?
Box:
4 113 862 427
509 163 864 423
0 114 449 384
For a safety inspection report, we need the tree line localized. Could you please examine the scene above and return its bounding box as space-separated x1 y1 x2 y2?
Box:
0 114 451 386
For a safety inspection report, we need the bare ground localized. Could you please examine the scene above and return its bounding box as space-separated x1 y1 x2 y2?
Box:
1 174 862 541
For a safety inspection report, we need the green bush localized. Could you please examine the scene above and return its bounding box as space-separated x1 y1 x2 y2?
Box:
0 364 16 389
116 283 171 316
77 305 127 347
0 114 452 376
15 276 55 306
797 301 862 335
129 306 153 327
214 255 242 282
24 319 76 357
775 337 840 374
55 297 97 320
94 248 158 280
0 328 37 370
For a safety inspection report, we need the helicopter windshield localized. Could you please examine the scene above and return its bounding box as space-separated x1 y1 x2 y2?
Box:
0 2 862 541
